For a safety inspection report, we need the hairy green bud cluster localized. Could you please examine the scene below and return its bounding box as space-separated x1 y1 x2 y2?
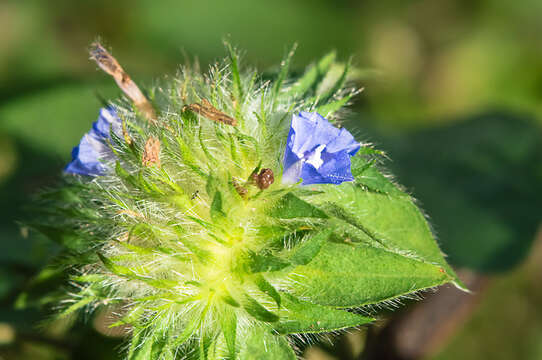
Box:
24 46 463 360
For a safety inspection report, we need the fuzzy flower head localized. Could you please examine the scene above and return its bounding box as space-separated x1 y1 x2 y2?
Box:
65 107 122 176
28 44 461 360
282 111 360 185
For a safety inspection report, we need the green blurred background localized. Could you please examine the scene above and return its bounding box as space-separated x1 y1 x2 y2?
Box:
1 0 541 359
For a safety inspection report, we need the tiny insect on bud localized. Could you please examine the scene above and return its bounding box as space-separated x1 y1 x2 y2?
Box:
255 168 274 190
142 137 161 167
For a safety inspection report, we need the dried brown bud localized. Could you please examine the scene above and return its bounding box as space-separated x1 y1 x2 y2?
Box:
255 168 274 190
183 99 237 126
142 137 161 168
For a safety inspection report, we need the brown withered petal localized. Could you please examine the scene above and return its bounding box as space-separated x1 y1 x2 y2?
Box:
183 98 237 126
89 42 157 123
142 137 161 168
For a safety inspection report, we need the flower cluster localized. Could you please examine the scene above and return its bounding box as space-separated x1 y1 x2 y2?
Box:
67 108 360 187
28 46 460 360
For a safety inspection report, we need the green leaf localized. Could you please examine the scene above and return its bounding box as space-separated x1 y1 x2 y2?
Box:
288 241 451 307
72 274 108 283
115 161 138 188
225 42 243 102
239 327 296 360
30 225 86 252
288 51 336 97
138 172 166 196
241 293 279 322
245 250 290 273
199 333 215 360
270 193 328 219
176 135 206 177
199 127 218 166
219 287 241 307
319 59 351 103
128 331 151 360
15 266 66 309
98 253 134 277
176 135 196 165
128 331 174 360
228 133 242 168
272 44 297 108
172 224 213 262
60 296 94 318
274 293 373 334
128 328 174 360
316 94 352 118
173 317 200 347
304 182 462 288
150 335 169 360
97 253 177 289
210 191 227 221
375 114 542 273
110 305 145 328
288 228 332 265
39 186 83 203
220 308 237 359
355 146 387 158
129 223 156 241
253 274 281 307
205 174 220 199
117 241 155 256
350 157 403 196
139 278 178 290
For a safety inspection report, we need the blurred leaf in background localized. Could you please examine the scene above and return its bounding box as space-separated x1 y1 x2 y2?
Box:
367 111 542 272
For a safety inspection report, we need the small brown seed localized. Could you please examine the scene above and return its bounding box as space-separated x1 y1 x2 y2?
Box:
255 168 274 190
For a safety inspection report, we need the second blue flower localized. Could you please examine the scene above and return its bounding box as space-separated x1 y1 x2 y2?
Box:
282 111 360 185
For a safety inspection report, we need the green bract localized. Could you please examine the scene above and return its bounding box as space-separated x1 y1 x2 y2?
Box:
26 46 463 360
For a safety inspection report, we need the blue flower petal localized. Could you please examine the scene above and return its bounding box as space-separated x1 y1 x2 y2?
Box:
92 108 123 138
283 128 301 167
282 112 360 185
326 128 360 156
65 107 122 176
315 149 354 183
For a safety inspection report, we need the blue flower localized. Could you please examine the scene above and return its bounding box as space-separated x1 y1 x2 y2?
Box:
282 111 360 185
65 107 122 176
